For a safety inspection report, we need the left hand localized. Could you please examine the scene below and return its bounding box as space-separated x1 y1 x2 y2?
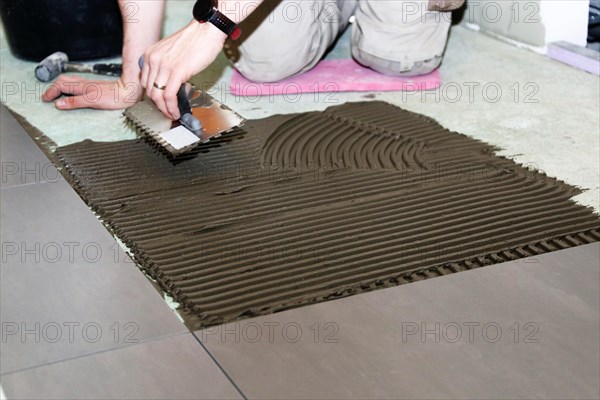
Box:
141 20 227 120
42 75 143 111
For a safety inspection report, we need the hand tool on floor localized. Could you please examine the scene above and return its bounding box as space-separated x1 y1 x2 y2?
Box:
123 56 245 156
35 52 122 82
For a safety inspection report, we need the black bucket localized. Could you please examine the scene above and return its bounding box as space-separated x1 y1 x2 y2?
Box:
0 0 123 62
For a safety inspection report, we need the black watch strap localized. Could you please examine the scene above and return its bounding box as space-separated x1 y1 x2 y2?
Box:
208 9 241 40
193 0 241 40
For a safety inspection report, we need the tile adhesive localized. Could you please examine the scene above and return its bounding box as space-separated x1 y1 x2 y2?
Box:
55 101 600 328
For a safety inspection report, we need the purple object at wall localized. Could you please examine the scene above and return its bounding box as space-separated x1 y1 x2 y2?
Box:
547 41 600 76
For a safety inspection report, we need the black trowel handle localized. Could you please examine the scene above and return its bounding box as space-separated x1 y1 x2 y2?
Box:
175 84 203 137
176 85 192 116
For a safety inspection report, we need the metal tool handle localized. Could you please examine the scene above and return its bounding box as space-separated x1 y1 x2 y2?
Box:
92 63 123 77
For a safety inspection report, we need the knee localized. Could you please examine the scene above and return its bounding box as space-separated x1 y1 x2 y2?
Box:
226 32 319 83
351 0 450 77
225 0 345 83
352 47 443 77
233 57 308 83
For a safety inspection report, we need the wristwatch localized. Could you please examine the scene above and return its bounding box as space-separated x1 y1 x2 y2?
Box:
193 0 241 40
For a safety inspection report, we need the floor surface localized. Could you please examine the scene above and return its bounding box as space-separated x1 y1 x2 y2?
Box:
1 104 599 400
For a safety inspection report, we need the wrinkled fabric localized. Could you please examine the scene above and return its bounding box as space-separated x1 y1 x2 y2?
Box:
428 0 466 11
226 0 453 82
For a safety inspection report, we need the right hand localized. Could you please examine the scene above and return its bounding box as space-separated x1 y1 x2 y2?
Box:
42 75 143 111
140 21 226 120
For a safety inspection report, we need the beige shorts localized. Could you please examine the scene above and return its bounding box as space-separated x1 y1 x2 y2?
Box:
224 0 460 82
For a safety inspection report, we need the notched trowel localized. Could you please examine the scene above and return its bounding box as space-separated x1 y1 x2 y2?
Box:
124 80 245 156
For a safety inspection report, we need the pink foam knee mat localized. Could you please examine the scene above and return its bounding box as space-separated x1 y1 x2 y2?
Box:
230 59 441 96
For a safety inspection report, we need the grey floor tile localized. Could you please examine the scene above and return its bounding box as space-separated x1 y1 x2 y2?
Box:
1 181 187 374
0 105 60 189
198 244 600 400
0 333 242 400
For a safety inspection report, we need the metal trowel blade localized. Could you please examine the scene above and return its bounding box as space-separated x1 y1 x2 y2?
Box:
123 85 245 156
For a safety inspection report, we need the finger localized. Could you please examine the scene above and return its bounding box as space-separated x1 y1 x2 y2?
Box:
55 94 96 110
42 75 89 102
145 54 162 100
149 68 174 119
164 74 183 120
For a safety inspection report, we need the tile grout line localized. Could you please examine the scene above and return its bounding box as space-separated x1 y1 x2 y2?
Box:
0 331 189 377
191 334 248 400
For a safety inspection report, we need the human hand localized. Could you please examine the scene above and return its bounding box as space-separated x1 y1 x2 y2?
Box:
140 20 226 120
42 75 143 111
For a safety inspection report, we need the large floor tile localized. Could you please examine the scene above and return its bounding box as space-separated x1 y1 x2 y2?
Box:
0 105 60 189
0 333 242 400
1 181 187 374
198 244 600 399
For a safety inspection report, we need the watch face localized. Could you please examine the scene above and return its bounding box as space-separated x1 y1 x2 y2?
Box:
193 0 217 22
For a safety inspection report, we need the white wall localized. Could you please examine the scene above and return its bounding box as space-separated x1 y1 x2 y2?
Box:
464 0 590 51
540 0 590 46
